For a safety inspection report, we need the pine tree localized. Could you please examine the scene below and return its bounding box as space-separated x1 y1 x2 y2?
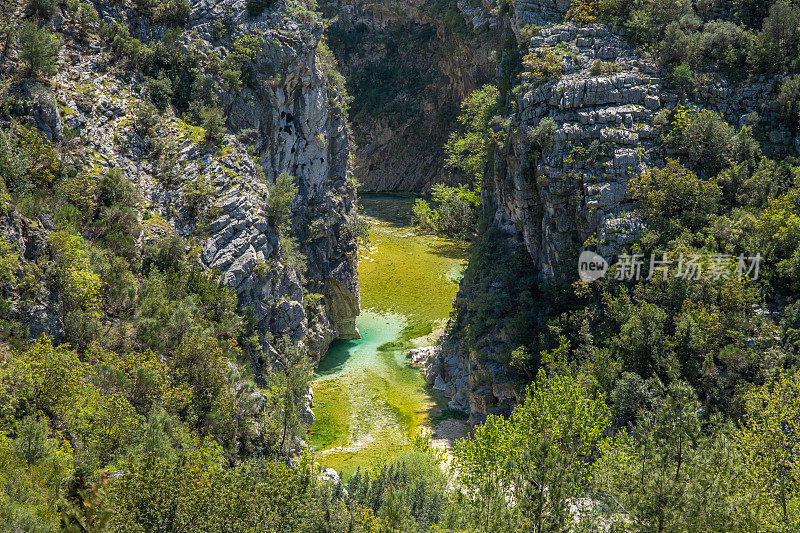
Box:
18 21 59 78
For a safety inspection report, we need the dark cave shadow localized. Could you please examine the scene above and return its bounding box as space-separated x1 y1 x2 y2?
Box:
316 338 360 376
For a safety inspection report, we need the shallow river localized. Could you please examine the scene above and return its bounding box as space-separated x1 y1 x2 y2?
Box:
309 196 468 474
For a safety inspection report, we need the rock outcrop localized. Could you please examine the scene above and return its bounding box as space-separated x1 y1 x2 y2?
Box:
429 8 799 421
492 23 662 278
419 22 662 421
5 0 360 364
321 0 496 191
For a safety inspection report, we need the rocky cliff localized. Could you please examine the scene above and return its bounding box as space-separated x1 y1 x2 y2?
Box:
321 0 495 191
423 19 664 422
2 0 359 366
420 0 799 422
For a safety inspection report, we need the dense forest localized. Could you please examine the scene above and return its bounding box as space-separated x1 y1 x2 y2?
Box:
1 0 800 531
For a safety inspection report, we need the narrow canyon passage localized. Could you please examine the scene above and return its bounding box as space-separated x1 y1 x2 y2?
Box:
309 196 468 474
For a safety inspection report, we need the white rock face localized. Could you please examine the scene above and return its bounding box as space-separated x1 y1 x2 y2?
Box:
492 24 663 278
18 0 361 364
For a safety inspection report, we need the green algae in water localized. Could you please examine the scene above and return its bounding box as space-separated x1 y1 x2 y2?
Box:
309 196 468 475
358 196 468 323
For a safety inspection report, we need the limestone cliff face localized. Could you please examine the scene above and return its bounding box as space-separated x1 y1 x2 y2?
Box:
424 21 664 422
490 24 663 279
425 2 798 421
4 0 359 363
321 0 495 191
206 6 361 358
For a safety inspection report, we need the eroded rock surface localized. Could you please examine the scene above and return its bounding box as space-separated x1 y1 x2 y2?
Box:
425 21 667 422
7 0 360 365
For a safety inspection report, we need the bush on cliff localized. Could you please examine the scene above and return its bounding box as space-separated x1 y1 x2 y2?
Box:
445 84 501 183
25 0 57 20
18 22 59 78
522 44 564 83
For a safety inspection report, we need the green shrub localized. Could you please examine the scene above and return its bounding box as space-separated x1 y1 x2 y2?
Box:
154 138 182 188
0 128 31 195
221 67 242 91
657 22 692 68
26 0 57 20
144 76 173 109
629 158 722 228
751 1 800 73
131 100 160 136
11 416 56 465
522 45 564 83
98 168 139 209
279 233 307 276
453 371 608 530
588 59 621 76
412 199 437 234
56 169 97 213
0 124 61 194
444 85 501 182
153 0 190 25
96 253 137 315
183 175 217 218
200 105 225 146
18 21 59 77
526 116 556 154
342 210 371 248
692 21 753 76
778 74 800 131
63 308 103 350
267 172 298 225
142 234 185 275
316 38 351 111
223 32 263 88
672 63 693 91
93 205 142 260
0 238 19 287
47 231 103 314
565 0 598 25
135 0 190 25
74 1 99 32
106 22 153 70
412 184 480 239
626 0 694 44
134 269 194 353
347 450 447 530
430 184 479 238
665 107 758 177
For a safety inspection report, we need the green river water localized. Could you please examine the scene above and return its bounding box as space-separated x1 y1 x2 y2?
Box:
309 196 468 474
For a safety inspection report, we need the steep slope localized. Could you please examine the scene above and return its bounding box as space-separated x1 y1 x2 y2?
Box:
1 0 359 364
427 20 664 420
421 0 800 422
320 0 496 191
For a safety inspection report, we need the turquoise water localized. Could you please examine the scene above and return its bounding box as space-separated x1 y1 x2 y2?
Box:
309 196 467 474
316 310 407 378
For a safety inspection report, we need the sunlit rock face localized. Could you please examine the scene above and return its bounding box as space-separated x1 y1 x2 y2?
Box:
9 0 360 364
429 21 666 423
490 24 660 279
323 277 361 340
210 14 361 359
